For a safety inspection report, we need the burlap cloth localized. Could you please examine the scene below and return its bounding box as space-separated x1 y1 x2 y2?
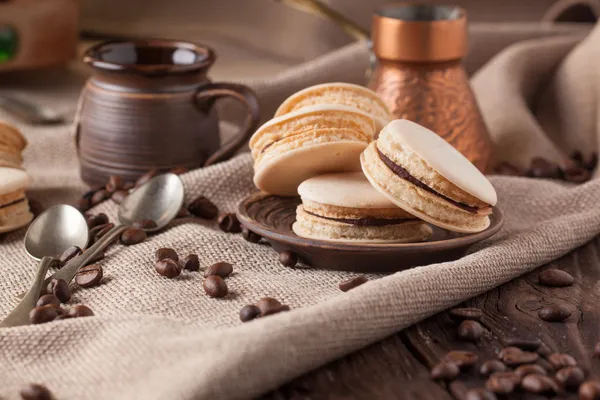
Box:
1 16 600 399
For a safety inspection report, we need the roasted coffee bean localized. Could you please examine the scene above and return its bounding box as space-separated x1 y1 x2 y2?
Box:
135 169 159 188
155 247 178 262
91 223 115 242
538 305 571 322
449 307 483 322
493 161 524 176
181 254 200 272
515 364 547 378
486 371 520 394
570 150 584 165
556 366 585 390
87 213 109 229
111 190 128 204
521 374 558 394
538 269 575 287
105 175 124 193
239 304 261 322
59 245 82 264
480 360 507 376
444 350 478 370
169 166 189 175
29 305 59 324
204 261 233 278
279 251 298 268
430 361 459 381
217 213 242 233
498 347 538 366
504 337 542 351
36 294 60 308
91 189 110 205
548 353 577 369
120 227 147 245
527 157 562 179
75 264 103 288
48 259 63 270
54 314 72 321
241 226 261 243
585 152 598 171
203 275 228 298
132 219 158 230
187 196 218 219
85 251 105 265
338 275 368 292
579 380 600 400
68 305 95 318
457 320 483 342
20 383 52 400
465 388 497 400
77 197 91 212
176 206 191 218
257 297 282 315
261 304 290 316
47 278 71 303
563 166 591 183
155 259 181 278
594 341 600 358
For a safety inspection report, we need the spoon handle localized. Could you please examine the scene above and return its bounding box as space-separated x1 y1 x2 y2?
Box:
0 256 54 328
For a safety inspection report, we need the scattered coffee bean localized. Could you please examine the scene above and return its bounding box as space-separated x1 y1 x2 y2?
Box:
239 304 261 322
68 305 95 318
521 374 558 394
218 213 242 233
256 297 282 315
504 337 542 351
135 169 159 188
527 157 562 179
493 161 524 176
579 380 600 400
91 189 110 205
48 259 63 270
262 304 290 316
155 259 181 278
430 361 460 381
169 166 188 175
181 254 200 272
155 247 178 262
75 264 103 288
444 350 478 370
486 371 520 394
132 219 157 230
498 347 538 366
241 226 261 243
29 305 59 324
120 228 147 245
176 206 191 218
538 305 571 322
515 364 547 378
449 307 483 322
87 213 109 229
480 360 507 376
563 166 591 183
77 197 91 212
338 275 368 292
571 150 584 165
36 294 60 308
465 388 497 400
203 275 228 298
91 223 115 243
548 353 577 369
85 251 105 265
279 251 298 268
584 152 598 171
59 245 82 264
105 175 124 193
457 320 484 342
594 341 600 357
47 278 71 303
187 195 218 219
204 261 233 278
538 269 574 287
556 366 585 390
20 383 52 400
111 190 128 204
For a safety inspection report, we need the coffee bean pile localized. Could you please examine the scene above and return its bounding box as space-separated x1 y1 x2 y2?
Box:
154 247 200 279
239 297 291 322
338 275 368 292
430 306 600 399
29 279 95 325
203 262 234 298
494 151 597 184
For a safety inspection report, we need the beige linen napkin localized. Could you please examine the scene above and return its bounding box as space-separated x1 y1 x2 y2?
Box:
1 22 600 400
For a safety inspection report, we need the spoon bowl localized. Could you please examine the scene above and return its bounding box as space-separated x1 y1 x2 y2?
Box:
24 204 89 261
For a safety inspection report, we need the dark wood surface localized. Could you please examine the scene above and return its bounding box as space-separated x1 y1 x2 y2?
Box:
262 236 600 399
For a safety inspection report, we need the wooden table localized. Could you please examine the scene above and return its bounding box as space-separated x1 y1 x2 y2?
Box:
263 237 600 399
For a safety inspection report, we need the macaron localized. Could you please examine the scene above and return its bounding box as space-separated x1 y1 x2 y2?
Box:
0 121 26 169
361 120 497 233
0 167 33 233
274 82 391 131
250 104 377 196
292 172 432 243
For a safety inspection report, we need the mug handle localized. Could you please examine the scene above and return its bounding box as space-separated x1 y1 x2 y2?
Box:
195 83 261 167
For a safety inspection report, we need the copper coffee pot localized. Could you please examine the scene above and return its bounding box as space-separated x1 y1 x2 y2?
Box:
368 4 493 172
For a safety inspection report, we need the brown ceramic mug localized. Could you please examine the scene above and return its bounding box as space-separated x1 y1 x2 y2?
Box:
76 39 261 186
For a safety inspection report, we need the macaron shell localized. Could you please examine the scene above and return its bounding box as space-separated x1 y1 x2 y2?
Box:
0 121 27 151
254 141 367 196
0 167 32 195
381 120 497 206
0 209 33 233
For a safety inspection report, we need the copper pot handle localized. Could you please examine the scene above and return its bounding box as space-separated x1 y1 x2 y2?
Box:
195 83 261 167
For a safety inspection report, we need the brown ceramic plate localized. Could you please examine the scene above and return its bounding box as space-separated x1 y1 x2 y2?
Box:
237 193 504 273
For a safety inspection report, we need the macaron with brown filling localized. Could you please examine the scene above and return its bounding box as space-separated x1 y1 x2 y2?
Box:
361 120 497 233
0 167 33 233
293 172 432 242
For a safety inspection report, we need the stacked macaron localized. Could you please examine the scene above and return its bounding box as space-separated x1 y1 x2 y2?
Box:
0 121 27 169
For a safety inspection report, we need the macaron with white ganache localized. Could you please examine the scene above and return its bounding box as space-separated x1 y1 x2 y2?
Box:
360 119 497 233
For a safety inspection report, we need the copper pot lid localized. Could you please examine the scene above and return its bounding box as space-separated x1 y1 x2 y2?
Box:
372 4 468 62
